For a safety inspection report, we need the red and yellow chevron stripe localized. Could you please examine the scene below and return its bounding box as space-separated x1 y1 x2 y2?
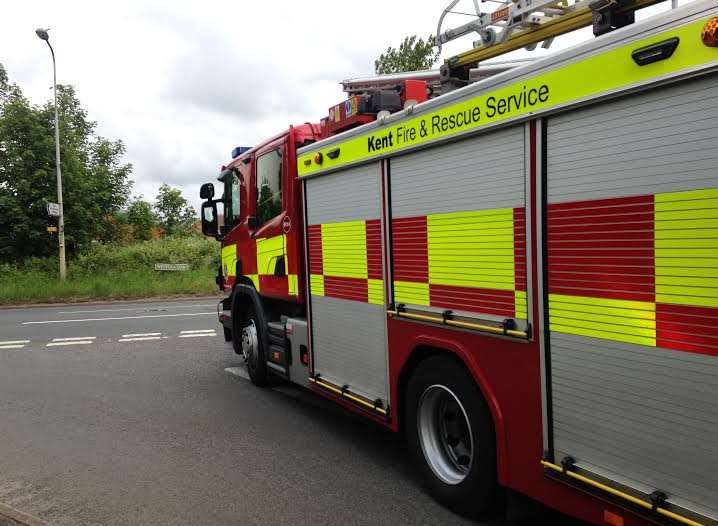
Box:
547 188 718 356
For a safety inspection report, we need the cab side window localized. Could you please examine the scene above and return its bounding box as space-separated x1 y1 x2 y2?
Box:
256 149 282 226
224 171 242 228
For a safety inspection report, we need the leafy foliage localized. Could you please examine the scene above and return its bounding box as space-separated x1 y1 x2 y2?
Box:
125 198 157 241
0 63 132 263
155 183 197 235
374 35 439 74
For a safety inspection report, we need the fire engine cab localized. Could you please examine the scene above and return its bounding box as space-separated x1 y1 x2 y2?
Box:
199 2 718 524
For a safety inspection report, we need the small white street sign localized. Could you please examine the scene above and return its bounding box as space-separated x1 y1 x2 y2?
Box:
47 202 60 217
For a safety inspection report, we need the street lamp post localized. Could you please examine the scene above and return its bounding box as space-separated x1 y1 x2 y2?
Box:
35 28 66 279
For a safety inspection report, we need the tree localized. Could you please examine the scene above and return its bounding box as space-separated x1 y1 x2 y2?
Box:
0 63 132 262
154 184 196 235
374 35 439 74
126 198 156 241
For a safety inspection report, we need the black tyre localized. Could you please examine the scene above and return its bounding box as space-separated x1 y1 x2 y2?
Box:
404 355 498 518
223 327 232 342
232 300 268 387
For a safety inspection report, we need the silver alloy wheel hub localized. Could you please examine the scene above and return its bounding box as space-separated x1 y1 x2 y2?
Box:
240 320 258 363
417 384 474 485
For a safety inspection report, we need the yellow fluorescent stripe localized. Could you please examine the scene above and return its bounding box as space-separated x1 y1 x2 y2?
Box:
656 284 718 296
655 238 718 249
321 221 367 279
256 235 286 275
288 274 298 296
548 301 657 321
428 208 515 291
394 281 430 306
655 188 718 202
221 244 237 277
654 218 718 230
549 323 656 347
655 228 718 240
428 208 514 221
550 310 656 329
656 248 718 258
550 316 656 337
655 294 718 308
656 267 718 287
654 209 718 221
548 294 655 312
298 19 718 176
429 268 515 277
654 197 718 212
654 257 718 268
310 274 325 296
515 290 527 319
368 279 384 305
430 277 515 290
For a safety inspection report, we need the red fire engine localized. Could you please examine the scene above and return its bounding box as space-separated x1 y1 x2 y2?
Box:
199 2 718 524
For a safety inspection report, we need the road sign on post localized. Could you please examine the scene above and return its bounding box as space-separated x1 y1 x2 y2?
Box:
47 202 60 217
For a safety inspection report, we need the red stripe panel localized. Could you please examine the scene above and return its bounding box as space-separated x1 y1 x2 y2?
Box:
547 194 654 211
549 220 654 235
550 261 655 273
656 303 718 356
548 195 655 302
549 271 655 285
392 216 428 283
430 284 515 318
365 219 383 280
514 207 526 292
307 224 323 275
324 276 368 303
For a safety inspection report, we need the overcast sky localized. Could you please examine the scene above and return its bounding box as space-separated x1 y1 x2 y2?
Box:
2 0 681 211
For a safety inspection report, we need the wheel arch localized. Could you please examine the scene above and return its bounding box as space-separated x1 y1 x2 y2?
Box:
395 335 509 485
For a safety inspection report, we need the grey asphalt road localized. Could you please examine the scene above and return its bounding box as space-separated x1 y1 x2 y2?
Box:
0 298 577 526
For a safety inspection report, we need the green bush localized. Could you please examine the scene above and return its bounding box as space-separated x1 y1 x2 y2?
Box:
0 236 221 304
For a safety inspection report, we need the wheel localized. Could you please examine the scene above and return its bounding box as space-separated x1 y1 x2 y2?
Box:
404 355 498 518
223 327 232 342
232 300 268 387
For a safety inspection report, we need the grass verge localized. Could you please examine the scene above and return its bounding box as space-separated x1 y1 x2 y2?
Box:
0 268 218 305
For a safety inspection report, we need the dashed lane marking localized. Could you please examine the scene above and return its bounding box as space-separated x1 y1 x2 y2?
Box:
180 329 216 334
57 304 216 314
0 340 30 345
118 336 162 342
23 312 215 325
225 367 250 380
122 333 161 337
50 337 96 342
178 333 217 338
0 344 26 350
46 341 93 347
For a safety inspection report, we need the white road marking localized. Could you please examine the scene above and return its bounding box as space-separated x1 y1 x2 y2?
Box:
23 312 215 325
0 340 30 345
51 337 96 342
121 333 161 337
46 341 93 347
178 333 216 338
118 336 162 342
180 329 216 334
57 304 216 314
0 344 26 350
225 367 250 380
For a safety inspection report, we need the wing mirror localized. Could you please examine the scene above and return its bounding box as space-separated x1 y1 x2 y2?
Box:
201 201 219 238
200 182 215 200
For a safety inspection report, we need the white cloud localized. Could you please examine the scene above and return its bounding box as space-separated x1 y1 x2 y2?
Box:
1 0 683 210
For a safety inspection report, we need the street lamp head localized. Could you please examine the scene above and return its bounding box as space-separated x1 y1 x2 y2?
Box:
35 28 50 41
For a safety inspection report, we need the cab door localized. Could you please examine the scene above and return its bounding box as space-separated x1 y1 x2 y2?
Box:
250 137 293 300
